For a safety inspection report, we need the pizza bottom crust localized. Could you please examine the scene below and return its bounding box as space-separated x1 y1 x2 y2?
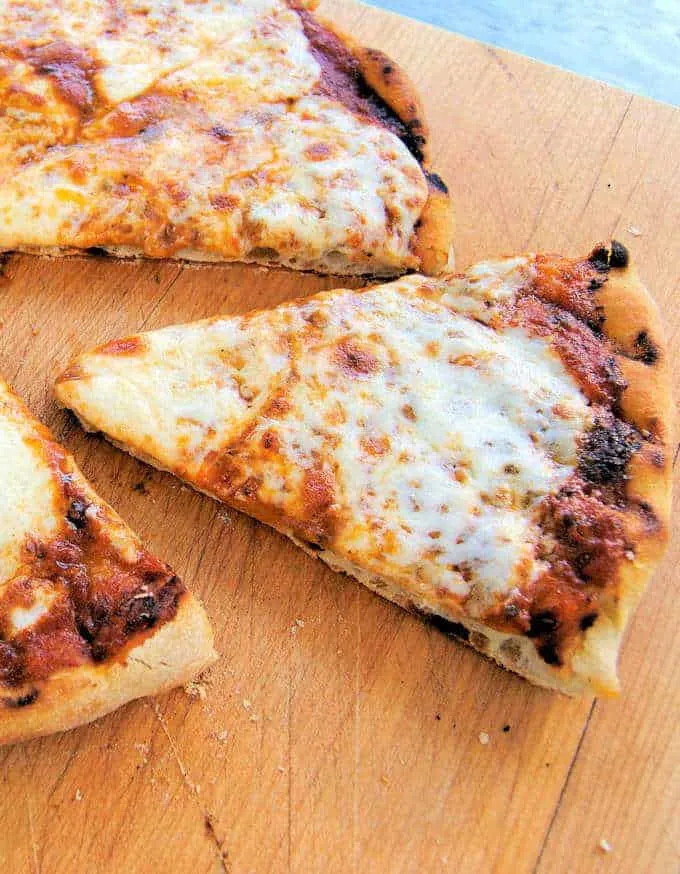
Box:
3 242 455 278
0 593 216 746
299 546 621 697
71 413 621 697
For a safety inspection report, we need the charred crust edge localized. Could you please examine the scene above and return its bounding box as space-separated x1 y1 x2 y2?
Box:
425 171 448 195
632 329 659 365
579 419 642 486
422 612 470 641
2 689 39 709
588 240 629 272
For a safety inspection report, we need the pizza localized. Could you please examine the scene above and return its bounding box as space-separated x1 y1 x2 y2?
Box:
55 241 673 695
0 377 216 745
0 0 451 276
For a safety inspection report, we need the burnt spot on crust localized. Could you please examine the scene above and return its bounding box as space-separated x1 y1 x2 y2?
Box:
25 41 98 116
588 246 610 273
579 612 598 631
293 5 426 162
526 611 562 666
579 419 641 485
66 499 89 530
2 689 39 709
587 240 629 271
537 641 561 666
425 171 448 195
610 240 629 269
424 613 470 642
527 610 559 638
632 330 659 365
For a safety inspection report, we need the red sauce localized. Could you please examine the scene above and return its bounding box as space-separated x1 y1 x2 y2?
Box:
0 445 184 693
506 295 624 405
292 4 425 160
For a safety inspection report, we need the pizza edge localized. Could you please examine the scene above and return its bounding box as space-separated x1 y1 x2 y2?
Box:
0 592 215 745
0 385 217 745
54 248 674 696
313 13 454 274
0 4 453 277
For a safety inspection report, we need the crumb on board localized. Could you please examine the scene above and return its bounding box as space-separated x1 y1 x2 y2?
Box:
242 698 251 710
478 731 490 745
625 225 642 237
277 765 286 773
216 729 230 743
295 618 305 628
74 789 83 801
185 681 208 701
599 838 613 853
502 724 511 733
134 741 150 759
380 774 390 785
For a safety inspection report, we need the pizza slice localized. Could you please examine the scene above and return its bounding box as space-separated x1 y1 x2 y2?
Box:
56 242 673 695
0 0 451 276
0 378 216 745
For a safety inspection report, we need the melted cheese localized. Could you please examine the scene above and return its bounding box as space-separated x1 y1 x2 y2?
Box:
0 0 430 274
0 382 62 586
57 259 593 611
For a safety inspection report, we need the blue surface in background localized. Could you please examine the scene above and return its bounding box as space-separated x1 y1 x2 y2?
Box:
371 0 680 107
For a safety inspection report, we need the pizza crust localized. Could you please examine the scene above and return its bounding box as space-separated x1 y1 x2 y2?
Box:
317 15 455 274
0 593 216 746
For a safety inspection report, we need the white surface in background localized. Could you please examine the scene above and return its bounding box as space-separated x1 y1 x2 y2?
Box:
371 0 680 107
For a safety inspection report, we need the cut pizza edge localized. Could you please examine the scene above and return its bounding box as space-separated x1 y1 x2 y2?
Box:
55 244 674 696
0 593 214 746
307 7 454 276
0 381 217 746
0 1 453 277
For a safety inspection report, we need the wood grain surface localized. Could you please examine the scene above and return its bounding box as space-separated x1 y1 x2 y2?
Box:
0 2 678 872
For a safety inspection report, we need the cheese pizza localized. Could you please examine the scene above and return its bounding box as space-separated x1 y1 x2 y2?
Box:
0 377 215 745
56 242 673 695
0 0 451 276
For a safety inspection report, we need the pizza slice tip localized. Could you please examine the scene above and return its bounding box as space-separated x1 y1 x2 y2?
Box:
0 378 216 745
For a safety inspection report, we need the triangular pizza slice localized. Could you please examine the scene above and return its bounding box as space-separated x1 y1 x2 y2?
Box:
56 242 673 695
0 378 215 745
0 0 451 276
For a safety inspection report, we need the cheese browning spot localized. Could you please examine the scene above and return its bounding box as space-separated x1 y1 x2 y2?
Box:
97 336 144 356
335 340 379 377
25 41 98 116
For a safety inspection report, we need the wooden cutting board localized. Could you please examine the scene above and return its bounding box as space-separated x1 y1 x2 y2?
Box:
1 2 678 872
